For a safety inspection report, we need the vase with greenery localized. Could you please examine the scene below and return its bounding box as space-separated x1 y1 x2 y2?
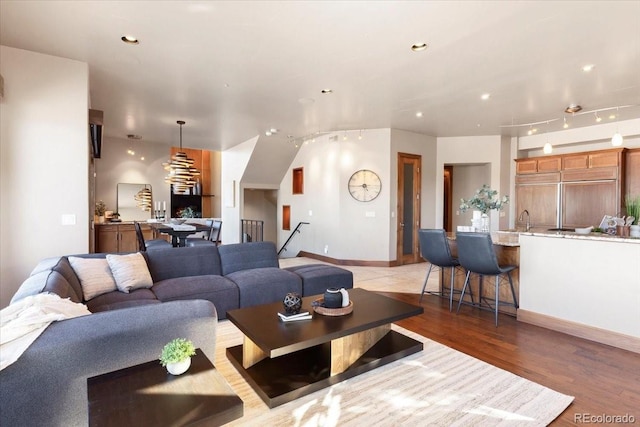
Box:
625 195 640 225
159 338 196 375
95 200 107 223
460 185 509 232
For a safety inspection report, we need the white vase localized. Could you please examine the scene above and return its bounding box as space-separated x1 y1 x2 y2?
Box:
630 225 640 238
166 357 191 375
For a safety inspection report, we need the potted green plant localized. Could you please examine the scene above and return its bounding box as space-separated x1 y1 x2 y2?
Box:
460 184 509 232
95 200 107 224
159 338 196 375
626 195 640 237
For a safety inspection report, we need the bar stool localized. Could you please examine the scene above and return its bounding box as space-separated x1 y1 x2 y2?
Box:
418 229 469 311
455 232 518 326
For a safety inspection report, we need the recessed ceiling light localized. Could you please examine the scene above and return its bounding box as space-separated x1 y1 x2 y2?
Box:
415 111 423 118
609 114 616 120
321 89 333 94
270 128 278 133
265 131 272 136
121 35 139 45
582 64 595 72
411 43 428 52
564 104 582 114
481 93 491 101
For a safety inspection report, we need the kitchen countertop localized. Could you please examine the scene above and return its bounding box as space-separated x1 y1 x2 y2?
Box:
516 229 640 244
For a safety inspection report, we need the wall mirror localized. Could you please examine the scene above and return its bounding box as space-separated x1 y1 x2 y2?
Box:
117 183 152 221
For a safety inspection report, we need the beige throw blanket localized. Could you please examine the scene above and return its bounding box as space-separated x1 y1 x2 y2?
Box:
0 293 91 371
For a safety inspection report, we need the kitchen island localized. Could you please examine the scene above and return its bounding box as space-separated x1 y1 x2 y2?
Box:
443 232 520 316
517 231 640 353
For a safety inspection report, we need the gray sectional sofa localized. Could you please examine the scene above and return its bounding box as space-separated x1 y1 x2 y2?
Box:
11 241 353 319
2 241 353 426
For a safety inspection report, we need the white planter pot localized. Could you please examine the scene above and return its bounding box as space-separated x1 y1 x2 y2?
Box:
630 225 640 238
166 357 191 375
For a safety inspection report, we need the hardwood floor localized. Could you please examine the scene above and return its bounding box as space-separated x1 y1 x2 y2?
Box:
382 292 639 426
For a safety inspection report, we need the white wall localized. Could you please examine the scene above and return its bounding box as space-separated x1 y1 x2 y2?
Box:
0 46 89 308
436 135 506 231
95 136 172 219
221 136 258 244
278 129 391 261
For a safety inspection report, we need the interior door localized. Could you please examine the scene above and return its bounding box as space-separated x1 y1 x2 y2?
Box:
397 153 421 265
443 166 453 232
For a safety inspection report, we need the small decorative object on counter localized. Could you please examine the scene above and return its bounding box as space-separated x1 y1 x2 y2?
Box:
159 338 196 375
95 200 107 224
460 185 508 232
282 292 302 315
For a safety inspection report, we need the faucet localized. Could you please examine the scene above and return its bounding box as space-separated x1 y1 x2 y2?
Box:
519 209 531 231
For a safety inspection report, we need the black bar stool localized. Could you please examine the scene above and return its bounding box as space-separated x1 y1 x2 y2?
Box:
454 232 518 326
418 229 470 311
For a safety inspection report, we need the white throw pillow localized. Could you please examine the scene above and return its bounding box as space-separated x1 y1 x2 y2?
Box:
106 253 153 293
68 257 117 300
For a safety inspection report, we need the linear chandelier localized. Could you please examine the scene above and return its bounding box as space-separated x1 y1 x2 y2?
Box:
163 120 200 192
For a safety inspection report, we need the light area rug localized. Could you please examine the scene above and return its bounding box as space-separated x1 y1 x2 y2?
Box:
214 320 574 426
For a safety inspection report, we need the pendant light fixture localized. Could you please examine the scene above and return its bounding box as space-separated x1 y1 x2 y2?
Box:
163 120 200 192
134 185 152 211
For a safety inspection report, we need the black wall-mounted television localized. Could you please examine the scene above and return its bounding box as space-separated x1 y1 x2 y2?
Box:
90 123 102 158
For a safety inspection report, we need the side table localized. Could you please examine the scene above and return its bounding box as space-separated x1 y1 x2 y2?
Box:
88 350 243 426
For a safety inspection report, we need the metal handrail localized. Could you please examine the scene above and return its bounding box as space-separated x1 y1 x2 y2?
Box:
278 222 309 256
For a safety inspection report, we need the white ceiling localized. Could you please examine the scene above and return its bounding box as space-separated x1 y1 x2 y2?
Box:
1 1 639 151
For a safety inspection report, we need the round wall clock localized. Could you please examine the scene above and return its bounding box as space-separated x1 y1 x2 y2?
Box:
348 169 382 202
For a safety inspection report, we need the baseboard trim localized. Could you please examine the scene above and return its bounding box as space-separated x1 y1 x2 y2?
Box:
296 251 399 267
517 309 640 354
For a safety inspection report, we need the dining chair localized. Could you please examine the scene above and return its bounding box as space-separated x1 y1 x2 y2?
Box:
454 232 518 326
418 229 469 311
186 220 222 247
134 221 171 252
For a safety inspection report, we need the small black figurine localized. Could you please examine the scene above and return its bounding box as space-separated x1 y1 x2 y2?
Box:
283 292 302 314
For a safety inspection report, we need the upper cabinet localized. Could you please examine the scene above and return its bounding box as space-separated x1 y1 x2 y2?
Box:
515 156 561 174
562 149 623 170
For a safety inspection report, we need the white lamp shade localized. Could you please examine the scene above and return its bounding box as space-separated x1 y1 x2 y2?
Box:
543 143 553 154
611 132 623 147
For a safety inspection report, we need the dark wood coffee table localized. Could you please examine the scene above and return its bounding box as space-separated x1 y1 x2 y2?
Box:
88 350 243 426
226 288 424 408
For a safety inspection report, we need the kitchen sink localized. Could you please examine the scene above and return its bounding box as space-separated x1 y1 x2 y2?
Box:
547 228 574 232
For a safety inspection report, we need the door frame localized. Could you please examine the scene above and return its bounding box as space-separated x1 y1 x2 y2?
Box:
443 166 453 232
396 153 422 265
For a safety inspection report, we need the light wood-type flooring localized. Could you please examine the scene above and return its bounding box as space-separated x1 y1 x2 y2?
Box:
279 257 640 426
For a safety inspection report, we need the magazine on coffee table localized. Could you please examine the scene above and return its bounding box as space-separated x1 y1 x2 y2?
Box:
277 311 312 322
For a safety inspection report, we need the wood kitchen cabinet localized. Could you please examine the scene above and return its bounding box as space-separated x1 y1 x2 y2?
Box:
626 148 640 197
515 173 560 229
515 148 626 229
562 148 623 170
515 157 560 174
562 181 618 228
95 223 154 253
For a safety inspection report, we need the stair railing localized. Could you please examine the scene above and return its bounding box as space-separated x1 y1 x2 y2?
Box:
278 222 309 256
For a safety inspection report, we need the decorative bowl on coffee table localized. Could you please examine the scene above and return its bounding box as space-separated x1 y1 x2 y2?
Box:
312 299 353 316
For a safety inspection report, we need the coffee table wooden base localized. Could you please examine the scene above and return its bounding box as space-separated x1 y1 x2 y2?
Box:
226 328 422 408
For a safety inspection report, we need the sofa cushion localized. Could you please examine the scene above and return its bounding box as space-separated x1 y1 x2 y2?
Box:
68 257 117 301
85 288 158 313
226 267 302 308
145 246 222 282
10 270 81 304
152 275 239 319
284 264 354 296
106 253 153 293
218 242 279 275
52 257 84 302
